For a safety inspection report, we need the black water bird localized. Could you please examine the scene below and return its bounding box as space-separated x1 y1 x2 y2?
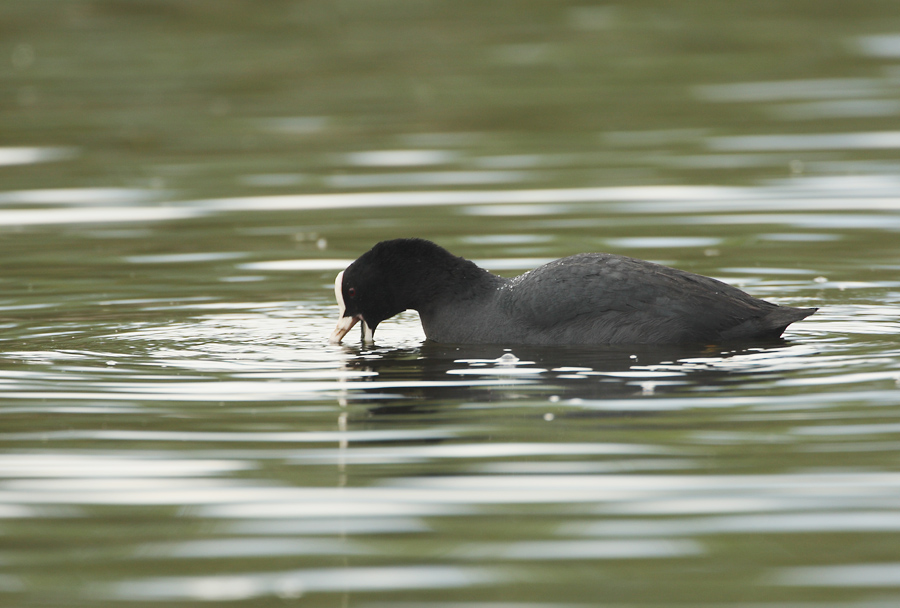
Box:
329 238 816 346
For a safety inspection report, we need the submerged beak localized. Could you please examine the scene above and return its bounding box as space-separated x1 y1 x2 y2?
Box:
329 315 375 344
329 314 359 344
329 270 375 345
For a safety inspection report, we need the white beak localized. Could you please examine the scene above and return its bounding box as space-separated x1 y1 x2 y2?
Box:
328 270 375 344
329 314 359 344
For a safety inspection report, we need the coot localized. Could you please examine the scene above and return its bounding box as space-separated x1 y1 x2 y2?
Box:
329 238 816 346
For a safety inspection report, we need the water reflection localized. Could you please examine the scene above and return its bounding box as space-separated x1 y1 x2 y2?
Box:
0 146 76 166
0 281 897 605
325 170 530 189
770 99 900 120
111 565 493 602
857 34 900 58
342 150 459 167
1 177 896 234
0 205 199 226
334 340 819 406
5 1 900 604
707 131 900 152
693 78 884 102
0 187 163 205
773 563 900 587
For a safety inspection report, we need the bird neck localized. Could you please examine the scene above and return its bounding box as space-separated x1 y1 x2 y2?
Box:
392 255 500 314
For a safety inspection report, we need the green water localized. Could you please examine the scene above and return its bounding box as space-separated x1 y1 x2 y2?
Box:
2 1 900 606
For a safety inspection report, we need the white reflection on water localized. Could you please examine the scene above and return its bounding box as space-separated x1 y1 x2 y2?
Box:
0 147 76 166
239 259 351 271
0 428 458 444
1 178 896 232
708 131 900 152
13 469 897 516
792 422 900 436
453 539 702 560
475 459 699 474
678 213 900 231
770 99 900 120
285 442 671 465
0 206 201 226
694 78 883 102
781 371 900 388
0 454 251 477
604 236 722 248
0 187 163 205
759 233 841 242
570 389 898 414
663 153 788 169
326 170 529 189
125 252 247 264
185 185 739 212
110 565 493 601
379 472 900 514
342 149 459 167
174 177 900 220
138 537 372 558
773 562 900 587
229 518 430 535
565 512 900 536
857 34 900 58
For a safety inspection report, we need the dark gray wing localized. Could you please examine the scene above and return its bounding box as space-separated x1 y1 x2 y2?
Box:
500 253 799 344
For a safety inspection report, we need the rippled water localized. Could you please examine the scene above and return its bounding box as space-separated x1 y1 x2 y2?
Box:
4 2 900 606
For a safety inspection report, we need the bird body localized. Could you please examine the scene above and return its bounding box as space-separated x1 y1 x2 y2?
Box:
329 239 816 346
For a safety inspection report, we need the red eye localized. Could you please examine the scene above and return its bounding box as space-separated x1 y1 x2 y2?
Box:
348 287 356 298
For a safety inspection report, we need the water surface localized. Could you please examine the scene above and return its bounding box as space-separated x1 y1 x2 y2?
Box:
3 1 900 606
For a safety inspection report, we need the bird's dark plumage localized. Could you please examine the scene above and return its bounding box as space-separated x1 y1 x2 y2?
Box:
329 238 816 346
